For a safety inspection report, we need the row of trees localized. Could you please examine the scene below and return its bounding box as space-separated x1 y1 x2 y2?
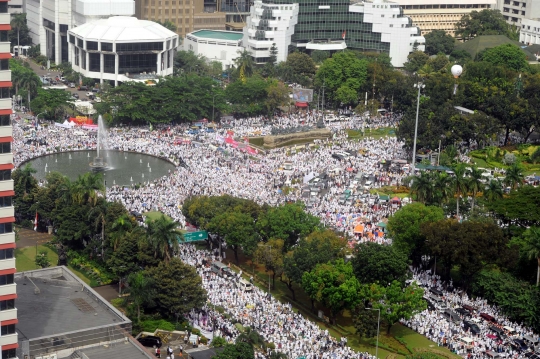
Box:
14 165 207 323
182 195 426 331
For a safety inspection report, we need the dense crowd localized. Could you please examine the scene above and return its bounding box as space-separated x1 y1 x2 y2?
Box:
12 111 539 359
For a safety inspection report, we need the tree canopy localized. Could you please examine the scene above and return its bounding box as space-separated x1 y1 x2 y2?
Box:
424 30 455 56
351 242 411 286
455 9 519 40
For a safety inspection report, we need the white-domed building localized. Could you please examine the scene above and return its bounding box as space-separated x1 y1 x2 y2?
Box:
68 16 179 86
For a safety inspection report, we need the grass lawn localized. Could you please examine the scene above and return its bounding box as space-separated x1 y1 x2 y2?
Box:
15 245 94 285
223 250 458 359
348 127 396 140
143 211 172 221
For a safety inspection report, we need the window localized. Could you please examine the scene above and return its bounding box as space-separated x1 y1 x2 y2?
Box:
87 41 98 50
0 249 13 260
0 88 9 99
116 42 163 52
0 115 9 126
74 47 80 66
1 324 15 335
0 274 14 285
0 31 8 42
0 59 9 71
0 223 12 234
0 170 10 181
81 50 87 70
1 349 16 359
0 142 10 154
69 35 75 44
0 2 7 13
77 38 83 47
89 52 100 72
101 42 113 52
104 54 115 73
0 196 11 207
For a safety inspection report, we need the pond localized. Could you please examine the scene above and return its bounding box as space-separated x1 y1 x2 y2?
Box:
24 150 176 186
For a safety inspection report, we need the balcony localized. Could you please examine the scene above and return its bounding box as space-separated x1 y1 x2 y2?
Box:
0 258 15 271
0 180 14 192
0 206 14 219
0 70 10 82
0 153 13 164
0 126 11 138
0 14 9 26
0 333 17 347
0 232 14 245
0 283 16 297
0 43 9 54
0 308 17 322
0 98 11 110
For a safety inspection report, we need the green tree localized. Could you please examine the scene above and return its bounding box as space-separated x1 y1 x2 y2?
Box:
480 44 529 72
146 258 207 318
403 51 429 73
311 50 330 64
234 49 255 79
504 163 525 189
386 202 445 259
351 306 379 339
107 229 144 287
468 166 484 211
351 242 410 286
285 52 316 79
208 211 258 263
253 238 284 289
315 51 368 106
424 30 455 55
266 80 289 113
235 327 265 349
124 271 155 324
225 76 270 116
30 88 73 121
455 9 518 40
282 229 347 300
35 250 50 268
484 179 503 203
213 342 254 359
521 227 540 286
19 70 41 110
10 13 32 50
488 186 540 227
269 43 278 65
145 214 181 263
453 164 469 218
174 50 209 75
360 280 426 334
302 259 362 323
410 171 435 204
70 172 105 207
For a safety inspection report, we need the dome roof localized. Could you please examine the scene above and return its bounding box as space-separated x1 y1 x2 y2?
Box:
68 16 177 42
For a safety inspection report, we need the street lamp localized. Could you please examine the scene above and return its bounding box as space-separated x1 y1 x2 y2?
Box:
411 82 425 175
212 94 217 122
366 307 381 359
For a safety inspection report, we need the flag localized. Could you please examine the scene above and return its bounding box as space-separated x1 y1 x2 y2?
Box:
342 30 346 40
34 211 38 231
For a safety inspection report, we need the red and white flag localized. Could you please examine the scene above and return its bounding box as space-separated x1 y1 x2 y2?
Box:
34 211 38 231
342 30 346 40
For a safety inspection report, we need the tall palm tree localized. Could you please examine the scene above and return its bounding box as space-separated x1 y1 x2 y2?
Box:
19 70 41 110
124 271 155 323
468 166 484 211
10 14 26 55
410 171 434 204
522 226 540 286
110 214 134 250
452 164 469 219
145 214 181 263
504 163 524 190
433 171 453 206
483 179 503 203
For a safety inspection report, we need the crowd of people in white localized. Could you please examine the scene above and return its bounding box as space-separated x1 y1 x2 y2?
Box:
12 110 539 359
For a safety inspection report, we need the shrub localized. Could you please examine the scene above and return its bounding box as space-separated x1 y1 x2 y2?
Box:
211 336 227 347
199 337 208 345
531 147 540 164
140 319 175 332
191 328 201 335
503 153 517 165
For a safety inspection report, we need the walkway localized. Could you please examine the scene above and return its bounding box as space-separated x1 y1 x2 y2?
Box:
16 227 52 249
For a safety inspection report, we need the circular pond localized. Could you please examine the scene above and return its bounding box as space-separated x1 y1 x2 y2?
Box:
24 150 176 186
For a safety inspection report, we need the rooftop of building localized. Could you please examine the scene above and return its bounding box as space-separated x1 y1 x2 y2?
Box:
76 342 153 359
189 29 244 41
68 16 177 42
16 266 129 341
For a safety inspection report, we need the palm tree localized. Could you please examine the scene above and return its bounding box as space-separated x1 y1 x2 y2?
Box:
410 171 434 204
504 163 524 190
452 164 469 219
88 202 108 260
19 70 41 110
17 164 37 195
110 214 134 250
70 172 105 206
234 49 254 79
10 14 26 55
433 171 453 206
483 179 503 203
522 226 540 286
235 327 265 349
468 166 484 211
145 214 181 263
124 271 155 323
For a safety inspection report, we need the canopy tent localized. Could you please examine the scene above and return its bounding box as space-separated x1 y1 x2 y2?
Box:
295 102 308 108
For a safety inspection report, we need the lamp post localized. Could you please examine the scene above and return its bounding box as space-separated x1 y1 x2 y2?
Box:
411 82 425 175
265 244 271 294
366 307 381 359
212 94 217 122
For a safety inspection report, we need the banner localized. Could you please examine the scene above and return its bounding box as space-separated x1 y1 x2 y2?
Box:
292 88 313 102
69 117 93 125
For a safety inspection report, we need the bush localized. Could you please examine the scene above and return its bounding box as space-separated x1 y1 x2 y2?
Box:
35 250 50 268
531 147 540 164
211 336 227 347
199 336 208 345
140 319 175 332
503 153 517 165
191 328 201 335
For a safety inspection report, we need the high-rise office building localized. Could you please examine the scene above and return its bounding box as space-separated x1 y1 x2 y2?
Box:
134 0 227 38
0 2 17 359
244 0 424 67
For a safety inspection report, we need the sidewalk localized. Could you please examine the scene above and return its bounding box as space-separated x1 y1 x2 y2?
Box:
16 227 53 249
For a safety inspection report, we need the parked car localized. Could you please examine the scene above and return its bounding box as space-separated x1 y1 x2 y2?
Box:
137 335 162 348
92 87 99 92
79 85 88 91
512 339 529 352
69 82 75 88
71 93 79 99
463 320 481 335
480 312 497 323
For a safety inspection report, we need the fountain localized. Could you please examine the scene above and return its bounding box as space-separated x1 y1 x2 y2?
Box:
55 158 57 163
87 153 90 157
89 115 109 171
147 163 150 167
69 154 72 159
149 168 151 172
140 159 142 164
